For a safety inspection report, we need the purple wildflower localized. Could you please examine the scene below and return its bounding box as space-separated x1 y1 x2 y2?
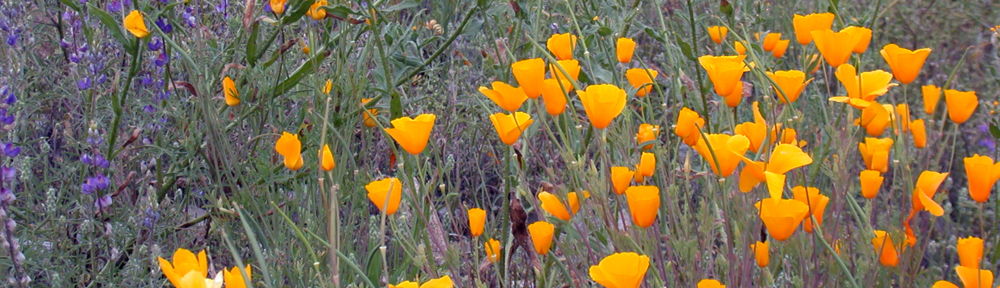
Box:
155 17 172 33
148 37 162 51
77 77 92 90
1 167 14 182
1 142 19 157
154 52 168 67
94 194 113 210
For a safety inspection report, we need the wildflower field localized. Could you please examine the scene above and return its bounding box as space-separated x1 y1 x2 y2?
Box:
2 0 1000 286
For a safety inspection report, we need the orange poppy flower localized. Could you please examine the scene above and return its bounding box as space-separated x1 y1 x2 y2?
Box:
792 13 835 45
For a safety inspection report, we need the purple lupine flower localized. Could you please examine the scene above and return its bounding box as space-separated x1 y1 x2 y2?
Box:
77 77 92 90
215 0 229 17
1 167 15 182
155 17 172 33
81 153 93 165
980 139 997 153
1 142 19 157
93 154 109 168
81 173 109 194
4 92 14 105
60 39 72 49
79 0 87 4
6 34 16 46
154 52 168 67
156 91 170 101
107 0 123 13
0 188 13 205
78 43 88 53
97 74 107 84
141 74 153 86
148 37 162 51
94 194 112 210
86 136 103 146
0 109 13 125
263 2 273 12
69 52 82 63
143 105 156 113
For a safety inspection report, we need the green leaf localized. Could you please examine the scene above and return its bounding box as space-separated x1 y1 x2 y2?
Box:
597 26 612 37
459 17 484 37
246 21 260 66
274 50 328 96
390 91 403 120
280 0 314 25
644 27 665 43
990 123 1000 140
58 0 81 12
322 5 358 19
88 3 133 52
382 0 420 12
720 0 734 19
675 35 696 61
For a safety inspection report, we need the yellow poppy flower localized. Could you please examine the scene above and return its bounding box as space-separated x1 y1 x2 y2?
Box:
792 186 828 233
964 154 1000 203
766 70 811 104
625 68 658 97
222 265 252 288
479 81 529 112
945 89 979 124
637 152 656 179
617 37 636 63
860 170 884 199
511 58 546 99
911 171 949 217
895 104 912 133
858 137 894 173
223 76 239 106
707 26 728 44
739 144 813 199
698 279 726 288
360 98 379 128
275 132 304 170
540 78 570 116
611 166 635 195
734 101 768 153
958 236 984 269
320 144 335 171
322 79 332 94
734 41 746 55
829 64 897 108
577 84 627 129
635 123 660 150
955 266 995 288
420 275 454 288
762 33 781 51
124 10 149 38
625 186 659 228
390 281 419 288
489 112 534 145
880 44 932 84
842 26 872 53
306 0 328 20
811 28 860 68
693 133 750 177
468 208 486 238
910 119 927 148
537 191 586 221
772 39 790 58
756 198 809 241
792 13 835 45
589 252 650 288
751 241 769 268
385 114 436 155
699 55 749 97
722 81 743 108
549 60 580 90
366 178 403 215
923 85 942 114
527 221 555 255
546 33 577 60
158 248 209 288
674 107 705 146
857 102 891 137
270 0 287 15
872 230 900 267
485 238 501 263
